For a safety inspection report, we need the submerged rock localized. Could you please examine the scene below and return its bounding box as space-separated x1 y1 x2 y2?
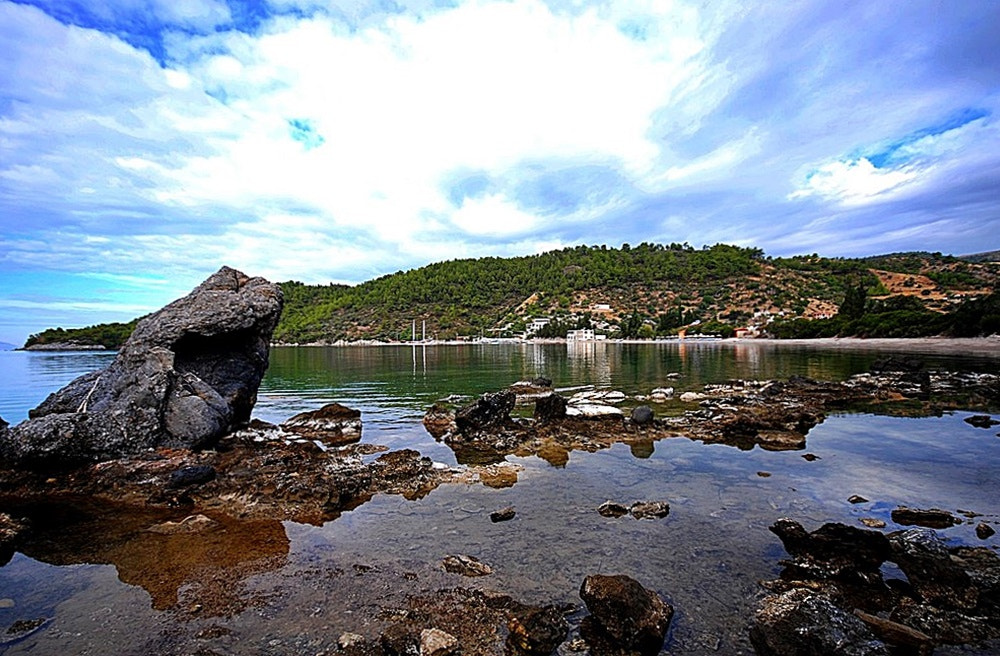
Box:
750 589 889 656
965 414 999 428
579 574 673 655
891 506 961 529
1 267 282 466
281 402 362 446
629 501 670 520
506 604 568 655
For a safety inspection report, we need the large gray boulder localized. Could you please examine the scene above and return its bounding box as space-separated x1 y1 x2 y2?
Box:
1 267 282 466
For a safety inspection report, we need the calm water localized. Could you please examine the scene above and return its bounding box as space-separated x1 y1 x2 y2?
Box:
1 342 999 655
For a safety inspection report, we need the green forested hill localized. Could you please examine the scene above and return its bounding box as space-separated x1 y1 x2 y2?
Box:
22 243 1000 348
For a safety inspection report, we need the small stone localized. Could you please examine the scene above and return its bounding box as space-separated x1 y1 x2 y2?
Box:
420 628 458 656
679 392 704 403
148 514 218 535
860 518 887 529
0 598 14 609
490 506 516 523
442 554 493 577
598 501 630 518
976 522 996 540
168 465 216 488
757 471 772 478
630 405 654 425
849 495 869 504
338 632 365 649
630 501 670 520
801 453 820 461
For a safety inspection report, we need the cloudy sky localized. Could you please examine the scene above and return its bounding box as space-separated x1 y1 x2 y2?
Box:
1 0 999 345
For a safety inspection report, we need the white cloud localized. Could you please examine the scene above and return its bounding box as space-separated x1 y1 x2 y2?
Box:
789 158 918 205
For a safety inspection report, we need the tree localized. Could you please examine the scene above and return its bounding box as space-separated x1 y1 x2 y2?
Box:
838 280 867 320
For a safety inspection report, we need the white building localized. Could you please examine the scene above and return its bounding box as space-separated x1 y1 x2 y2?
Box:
566 328 595 341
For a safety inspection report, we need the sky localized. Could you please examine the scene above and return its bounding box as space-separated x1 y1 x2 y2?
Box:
1 0 999 345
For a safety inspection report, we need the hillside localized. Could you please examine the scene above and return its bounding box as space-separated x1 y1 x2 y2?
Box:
22 244 1000 348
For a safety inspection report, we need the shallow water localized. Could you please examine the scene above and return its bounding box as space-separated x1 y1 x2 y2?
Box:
1 343 999 655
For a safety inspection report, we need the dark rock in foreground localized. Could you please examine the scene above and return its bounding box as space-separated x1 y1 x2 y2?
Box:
506 604 568 655
891 506 961 529
750 589 889 656
454 390 516 434
769 518 891 579
579 574 673 655
0 512 27 567
0 267 283 466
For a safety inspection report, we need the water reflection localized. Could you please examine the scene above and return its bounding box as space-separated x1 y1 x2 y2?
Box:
2 500 288 614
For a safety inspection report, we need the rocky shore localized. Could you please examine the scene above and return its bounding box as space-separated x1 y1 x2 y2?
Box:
2 269 999 655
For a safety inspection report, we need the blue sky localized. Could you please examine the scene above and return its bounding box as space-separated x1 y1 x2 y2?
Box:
1 0 999 345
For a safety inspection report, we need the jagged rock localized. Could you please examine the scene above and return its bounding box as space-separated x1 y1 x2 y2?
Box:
420 628 459 656
629 501 670 520
381 623 420 656
442 554 493 577
490 506 516 523
890 597 1000 645
281 402 362 446
891 506 961 529
769 519 891 579
579 574 672 655
1 267 282 466
455 390 515 434
630 406 654 425
750 589 889 656
168 464 216 488
1 512 27 567
965 414 999 428
849 495 869 504
506 604 568 655
534 394 567 423
889 529 978 610
976 522 996 540
422 403 456 438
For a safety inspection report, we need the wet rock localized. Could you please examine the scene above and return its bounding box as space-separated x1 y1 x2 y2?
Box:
281 402 362 445
478 463 520 488
860 518 887 529
1 267 282 466
649 387 674 401
419 628 458 656
381 623 420 656
597 501 630 518
750 589 889 656
442 554 493 577
889 528 977 610
757 471 772 478
490 506 516 523
852 610 934 655
849 494 869 504
579 574 672 655
0 513 26 566
422 403 456 438
534 394 567 423
769 519 891 579
565 403 623 418
455 390 515 434
506 604 568 655
891 506 961 529
148 514 219 535
168 464 217 488
889 597 1000 645
630 406 654 425
976 522 996 540
629 501 670 520
3 618 50 644
965 414 999 428
679 392 704 403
